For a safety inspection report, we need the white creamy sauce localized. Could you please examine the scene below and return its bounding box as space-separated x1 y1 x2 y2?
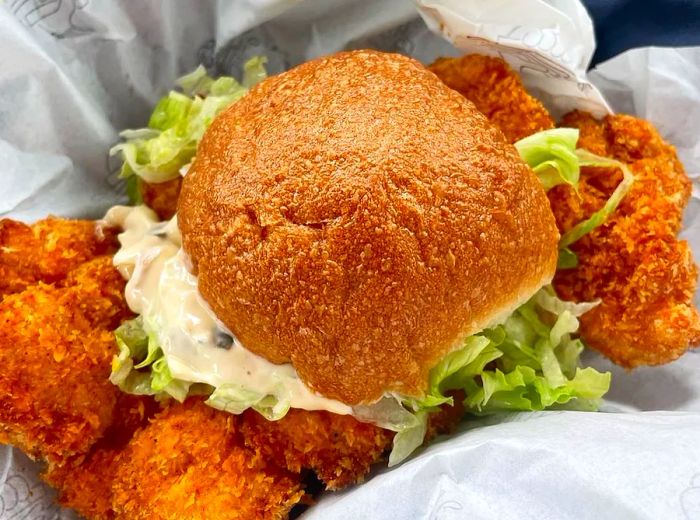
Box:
103 205 352 415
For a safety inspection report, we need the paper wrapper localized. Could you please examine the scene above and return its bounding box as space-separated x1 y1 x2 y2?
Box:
1 1 699 519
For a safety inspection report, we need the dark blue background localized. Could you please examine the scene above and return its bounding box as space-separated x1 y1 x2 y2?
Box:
585 0 700 66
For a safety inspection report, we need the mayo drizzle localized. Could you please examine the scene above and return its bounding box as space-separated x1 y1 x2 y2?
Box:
103 205 351 415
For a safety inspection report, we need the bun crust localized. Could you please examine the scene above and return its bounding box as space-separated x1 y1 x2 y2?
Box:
178 50 559 405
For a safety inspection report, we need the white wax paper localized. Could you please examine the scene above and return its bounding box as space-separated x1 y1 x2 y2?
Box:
1 1 699 519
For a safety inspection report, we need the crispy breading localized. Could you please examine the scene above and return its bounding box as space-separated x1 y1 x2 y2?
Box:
111 399 305 520
43 394 160 520
59 256 133 330
240 409 393 490
428 54 554 143
550 111 700 366
0 217 118 299
140 177 182 221
0 283 120 464
0 222 130 466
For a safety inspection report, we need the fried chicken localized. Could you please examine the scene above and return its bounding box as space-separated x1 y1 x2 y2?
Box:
111 399 305 520
43 394 160 520
0 222 130 465
140 177 182 221
0 217 118 299
549 111 700 366
0 284 121 464
428 54 554 143
240 409 393 491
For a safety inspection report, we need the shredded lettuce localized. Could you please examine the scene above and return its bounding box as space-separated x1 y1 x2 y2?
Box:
559 150 634 248
206 384 291 421
111 316 291 418
387 286 610 465
514 128 635 267
111 316 191 401
515 128 581 190
111 57 268 184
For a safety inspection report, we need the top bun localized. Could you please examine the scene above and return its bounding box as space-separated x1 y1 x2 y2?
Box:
178 50 559 405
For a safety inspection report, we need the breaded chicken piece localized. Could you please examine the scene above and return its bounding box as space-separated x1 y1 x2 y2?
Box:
0 285 120 464
0 249 130 465
60 256 133 330
240 409 393 490
550 111 700 366
111 399 305 520
140 177 182 221
43 394 160 520
0 217 118 299
428 54 554 143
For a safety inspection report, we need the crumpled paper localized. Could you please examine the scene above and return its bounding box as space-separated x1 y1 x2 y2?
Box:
1 1 699 519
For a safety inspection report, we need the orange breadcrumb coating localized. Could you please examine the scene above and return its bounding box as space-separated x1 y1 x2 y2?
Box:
0 283 120 464
59 256 133 330
0 220 130 466
140 177 182 221
43 394 160 520
428 54 554 143
240 409 393 490
550 111 700 366
0 217 117 299
111 399 305 520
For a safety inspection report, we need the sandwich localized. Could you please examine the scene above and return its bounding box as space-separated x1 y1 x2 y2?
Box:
108 50 614 465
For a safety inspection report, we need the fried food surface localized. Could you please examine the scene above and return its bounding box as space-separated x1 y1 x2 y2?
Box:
0 217 130 466
0 284 121 463
44 394 160 520
240 409 393 490
112 399 305 520
139 177 182 221
0 216 394 518
428 54 554 143
0 217 117 299
550 111 700 366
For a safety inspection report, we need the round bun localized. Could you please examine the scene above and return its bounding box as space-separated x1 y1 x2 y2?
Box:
178 50 559 405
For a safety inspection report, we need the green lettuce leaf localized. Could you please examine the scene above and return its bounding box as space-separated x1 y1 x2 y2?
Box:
515 128 581 190
514 128 635 267
110 286 610 466
206 384 291 420
111 57 268 184
559 150 635 248
389 286 610 465
111 317 191 401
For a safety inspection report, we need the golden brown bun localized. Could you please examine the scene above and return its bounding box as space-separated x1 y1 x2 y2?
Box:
178 50 559 405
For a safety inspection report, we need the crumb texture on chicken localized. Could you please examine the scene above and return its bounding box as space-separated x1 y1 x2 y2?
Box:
44 394 160 520
111 399 306 520
0 215 397 519
240 409 393 490
0 217 117 299
0 269 129 464
428 54 554 143
428 54 700 367
140 177 182 221
549 111 700 366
